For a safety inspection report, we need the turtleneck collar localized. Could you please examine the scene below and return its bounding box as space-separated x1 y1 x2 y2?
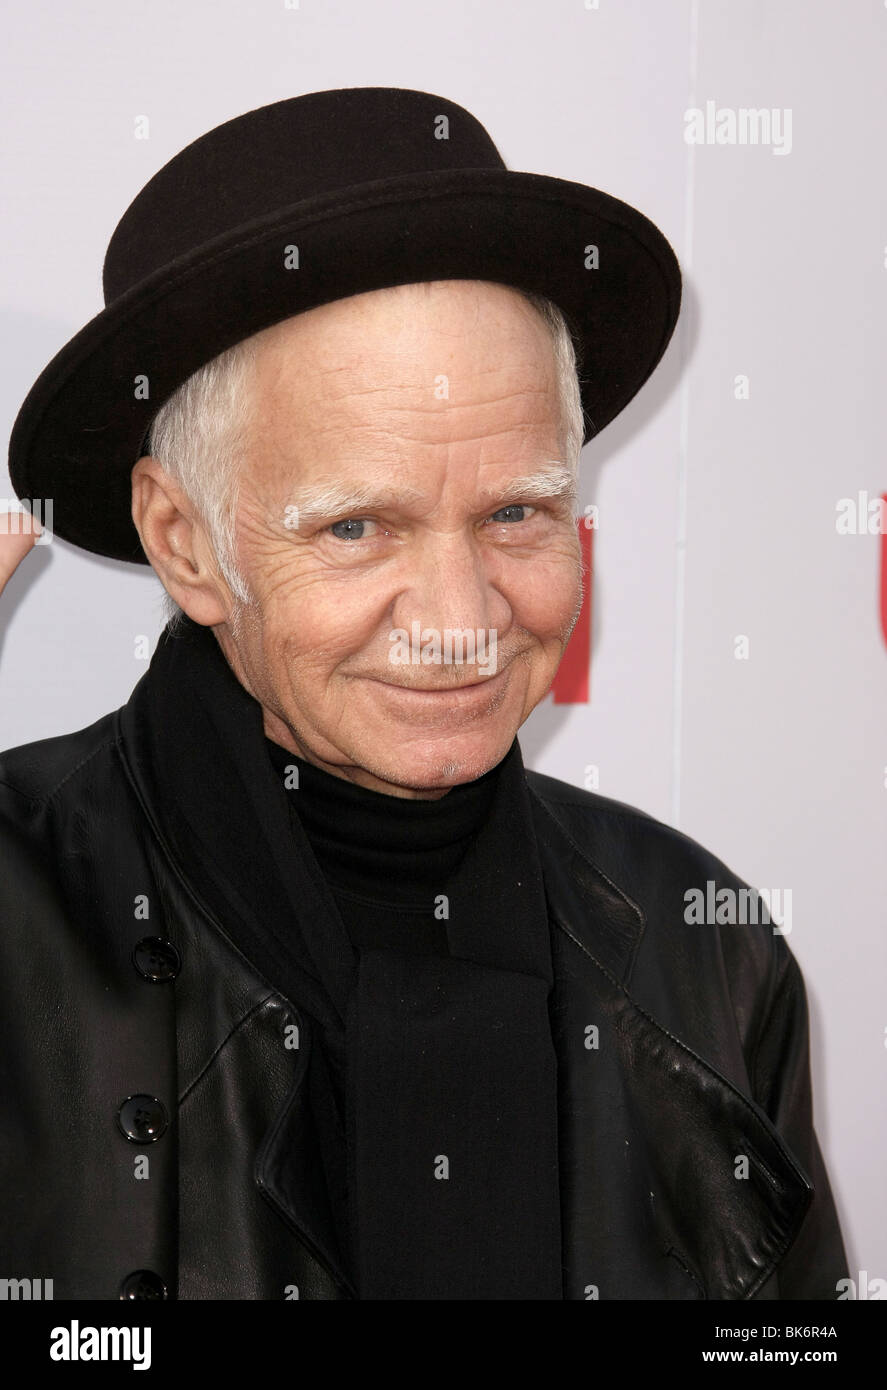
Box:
265 738 502 905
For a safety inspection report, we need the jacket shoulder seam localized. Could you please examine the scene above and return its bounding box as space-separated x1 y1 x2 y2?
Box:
526 772 696 841
0 732 123 806
529 779 708 850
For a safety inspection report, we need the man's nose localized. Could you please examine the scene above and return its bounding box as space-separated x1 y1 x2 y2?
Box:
391 530 509 641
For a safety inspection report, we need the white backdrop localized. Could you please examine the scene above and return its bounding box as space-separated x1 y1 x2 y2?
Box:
2 0 884 1287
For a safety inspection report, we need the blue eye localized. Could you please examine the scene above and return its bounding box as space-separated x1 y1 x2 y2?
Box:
330 518 374 540
489 504 535 523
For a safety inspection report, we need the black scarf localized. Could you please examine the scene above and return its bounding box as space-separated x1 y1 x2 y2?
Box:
124 615 563 1299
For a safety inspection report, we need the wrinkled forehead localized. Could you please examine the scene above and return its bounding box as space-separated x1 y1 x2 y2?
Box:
246 291 563 472
247 280 558 411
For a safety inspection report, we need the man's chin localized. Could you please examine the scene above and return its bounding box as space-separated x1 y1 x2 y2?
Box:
335 663 527 792
342 726 517 797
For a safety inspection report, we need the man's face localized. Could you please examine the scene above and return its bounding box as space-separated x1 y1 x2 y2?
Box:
211 280 583 798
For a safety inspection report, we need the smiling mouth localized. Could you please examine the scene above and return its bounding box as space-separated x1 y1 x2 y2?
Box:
378 675 499 692
371 664 507 692
362 662 512 713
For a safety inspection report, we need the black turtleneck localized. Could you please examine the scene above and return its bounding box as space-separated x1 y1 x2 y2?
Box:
265 739 501 955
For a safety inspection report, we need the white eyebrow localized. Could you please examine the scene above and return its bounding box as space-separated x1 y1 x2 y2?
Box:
476 466 577 509
282 464 576 526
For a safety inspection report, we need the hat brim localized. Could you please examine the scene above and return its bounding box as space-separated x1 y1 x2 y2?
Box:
9 167 681 564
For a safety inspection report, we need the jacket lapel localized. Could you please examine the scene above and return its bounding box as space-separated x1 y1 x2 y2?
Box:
528 785 813 1299
253 1023 357 1298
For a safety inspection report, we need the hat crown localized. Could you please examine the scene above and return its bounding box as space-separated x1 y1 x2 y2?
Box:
102 87 505 304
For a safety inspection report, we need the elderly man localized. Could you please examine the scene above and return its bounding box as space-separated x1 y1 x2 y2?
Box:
1 88 846 1301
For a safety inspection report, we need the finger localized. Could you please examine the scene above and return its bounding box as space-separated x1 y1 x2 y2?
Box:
0 519 41 596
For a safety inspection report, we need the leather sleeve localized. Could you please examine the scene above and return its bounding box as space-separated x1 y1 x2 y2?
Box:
750 937 850 1299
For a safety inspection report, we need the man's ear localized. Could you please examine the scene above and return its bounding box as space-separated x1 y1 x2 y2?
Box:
131 456 232 627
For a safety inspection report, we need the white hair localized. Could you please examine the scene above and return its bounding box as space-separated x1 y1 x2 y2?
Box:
147 284 586 632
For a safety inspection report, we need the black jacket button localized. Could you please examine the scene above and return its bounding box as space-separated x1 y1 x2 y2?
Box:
132 936 181 982
116 1095 169 1143
120 1270 168 1300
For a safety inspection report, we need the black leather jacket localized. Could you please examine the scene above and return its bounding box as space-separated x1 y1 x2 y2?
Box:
0 659 847 1300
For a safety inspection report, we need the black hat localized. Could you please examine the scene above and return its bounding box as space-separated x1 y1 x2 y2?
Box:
8 86 681 565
